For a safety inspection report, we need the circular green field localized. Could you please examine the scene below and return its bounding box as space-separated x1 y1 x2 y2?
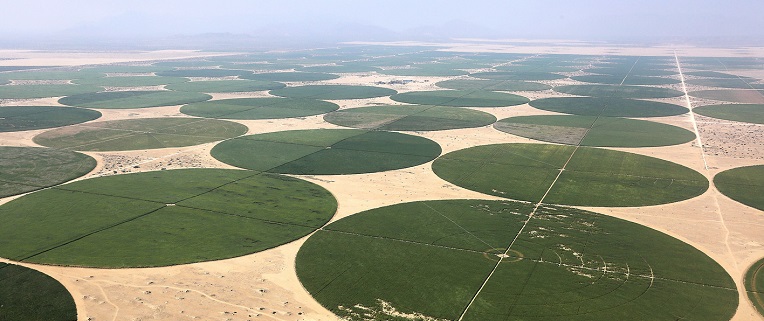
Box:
686 78 764 89
296 199 738 321
298 64 381 73
59 91 212 108
270 85 397 100
745 257 764 317
436 79 552 92
0 84 103 99
685 71 751 79
433 143 708 206
73 76 188 87
714 165 764 211
0 70 103 81
554 85 684 99
694 104 764 124
572 75 680 85
211 129 441 175
529 97 688 117
0 169 337 267
0 263 77 320
0 106 101 132
586 67 676 77
155 69 253 78
165 80 285 92
391 90 529 107
181 98 338 120
378 67 469 77
34 117 248 151
0 146 96 198
324 105 496 131
689 90 764 104
471 71 566 81
242 72 340 82
495 115 695 147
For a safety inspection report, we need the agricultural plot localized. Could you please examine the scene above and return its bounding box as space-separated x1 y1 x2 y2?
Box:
554 85 684 99
211 129 441 174
686 78 764 89
529 97 687 117
0 84 102 99
165 79 285 92
495 64 582 73
296 200 737 321
155 68 253 78
436 78 552 91
0 70 103 81
471 71 566 81
0 146 96 198
0 169 337 267
0 263 77 321
73 76 188 87
0 106 101 132
242 72 340 82
223 63 301 71
153 60 221 68
689 90 764 104
83 65 170 73
378 66 469 77
324 105 496 131
297 64 381 73
391 90 529 107
694 104 764 124
270 85 396 100
181 97 338 119
585 67 676 77
494 115 695 147
714 165 764 211
432 143 708 206
745 258 764 316
571 74 680 85
684 71 750 78
59 90 212 108
34 117 247 151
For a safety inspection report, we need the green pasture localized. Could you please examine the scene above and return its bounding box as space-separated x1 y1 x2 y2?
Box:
0 84 102 99
694 103 764 124
391 90 529 107
714 165 764 211
155 69 253 78
436 79 552 91
432 143 708 206
0 169 336 267
0 146 96 198
181 97 338 119
296 199 737 321
324 105 496 131
242 72 340 82
73 76 188 87
59 90 212 108
745 257 764 316
554 85 684 99
211 129 441 174
165 79 285 92
529 97 687 117
34 117 247 151
471 71 566 81
0 106 100 132
572 74 680 85
686 78 764 89
0 263 77 321
689 90 764 104
270 85 396 100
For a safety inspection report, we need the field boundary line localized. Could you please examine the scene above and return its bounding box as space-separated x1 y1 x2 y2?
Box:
619 57 640 86
674 52 709 170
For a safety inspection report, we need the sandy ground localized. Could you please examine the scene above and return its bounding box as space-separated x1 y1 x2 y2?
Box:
0 49 763 321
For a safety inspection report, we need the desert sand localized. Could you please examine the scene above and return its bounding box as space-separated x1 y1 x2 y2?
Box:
0 47 763 321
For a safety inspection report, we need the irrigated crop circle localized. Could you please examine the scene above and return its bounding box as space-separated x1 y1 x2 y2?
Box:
436 79 551 92
270 85 397 100
391 90 529 107
324 105 496 131
181 97 338 120
0 106 101 132
59 90 212 108
296 199 738 321
694 103 764 124
211 129 441 174
714 165 764 211
0 146 96 198
433 143 708 206
0 169 337 267
0 263 77 320
529 97 687 117
554 85 684 99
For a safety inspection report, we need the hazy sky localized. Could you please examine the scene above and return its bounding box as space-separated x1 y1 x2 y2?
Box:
3 0 763 41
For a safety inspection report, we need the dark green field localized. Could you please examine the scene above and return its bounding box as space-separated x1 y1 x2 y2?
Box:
436 79 552 91
694 104 764 124
572 75 680 85
686 78 764 89
689 90 764 104
0 84 103 99
0 169 337 267
391 90 529 107
34 117 248 151
211 129 441 174
714 165 764 210
73 76 188 87
433 143 708 206
745 258 764 316
684 71 752 79
242 72 340 82
155 68 253 78
298 64 381 73
555 85 684 99
0 70 103 81
59 90 212 108
471 71 566 81
181 97 338 119
296 199 737 321
270 85 396 100
0 146 96 197
379 66 469 77
324 105 496 131
0 263 77 321
495 115 695 147
585 67 676 77
165 79 286 92
0 106 101 132
529 97 688 117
